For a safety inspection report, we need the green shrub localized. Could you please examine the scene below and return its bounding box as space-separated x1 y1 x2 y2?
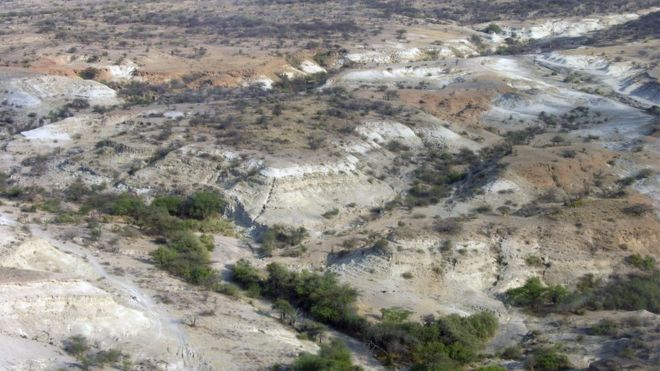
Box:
180 191 226 220
5 187 24 198
261 225 308 251
368 311 498 367
509 271 659 315
501 344 523 360
593 270 659 313
527 347 571 371
231 261 364 331
472 205 492 214
439 312 498 362
504 126 543 145
81 349 123 369
106 194 145 216
381 307 413 323
134 205 183 236
505 277 568 311
65 180 92 202
66 98 90 110
292 339 357 371
78 67 99 80
273 298 296 322
152 231 215 285
200 234 215 251
313 50 334 67
525 256 544 267
372 239 390 254
213 282 240 297
625 254 656 271
63 335 90 357
230 262 497 368
83 192 229 238
276 72 328 93
588 319 617 336
231 259 262 295
40 198 62 213
477 365 506 371
0 172 8 193
63 335 125 369
151 195 184 215
484 23 503 34
52 211 83 224
62 191 231 286
192 217 235 235
322 208 339 219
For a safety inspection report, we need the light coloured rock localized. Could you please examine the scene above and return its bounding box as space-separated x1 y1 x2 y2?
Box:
299 60 326 74
231 156 396 228
354 120 422 148
0 237 96 278
105 63 137 80
499 12 643 41
5 75 121 108
537 52 660 105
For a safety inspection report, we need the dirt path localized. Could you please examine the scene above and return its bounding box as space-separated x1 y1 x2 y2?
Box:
28 226 208 369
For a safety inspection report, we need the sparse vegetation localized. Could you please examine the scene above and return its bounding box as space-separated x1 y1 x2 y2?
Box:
63 335 127 370
625 254 656 271
525 255 544 267
322 208 340 219
55 190 233 285
622 203 654 216
2 1 659 370
588 319 617 336
260 225 309 256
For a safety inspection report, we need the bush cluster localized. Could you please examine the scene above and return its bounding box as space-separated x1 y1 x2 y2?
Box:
406 150 465 206
275 72 328 93
407 144 511 207
369 311 498 368
526 346 571 371
231 261 498 368
625 254 656 271
505 277 568 312
233 261 361 328
594 270 659 313
291 339 359 371
63 335 127 370
506 270 660 314
80 191 228 285
260 225 309 256
152 231 215 284
78 67 99 80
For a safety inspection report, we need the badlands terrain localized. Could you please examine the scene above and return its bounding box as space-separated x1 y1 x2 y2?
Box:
0 0 659 370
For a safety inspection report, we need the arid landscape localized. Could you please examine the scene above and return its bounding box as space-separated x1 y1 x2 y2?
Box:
0 0 659 370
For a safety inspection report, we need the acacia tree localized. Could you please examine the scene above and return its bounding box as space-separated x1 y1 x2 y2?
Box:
273 298 296 324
